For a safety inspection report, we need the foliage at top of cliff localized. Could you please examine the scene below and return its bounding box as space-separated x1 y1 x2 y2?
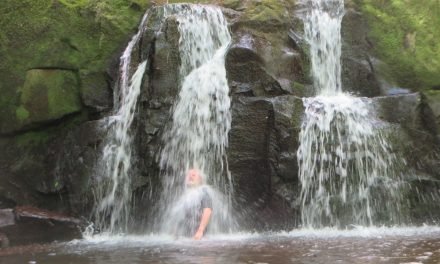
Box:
359 0 440 90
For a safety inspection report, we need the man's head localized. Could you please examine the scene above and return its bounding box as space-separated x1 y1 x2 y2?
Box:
186 168 203 188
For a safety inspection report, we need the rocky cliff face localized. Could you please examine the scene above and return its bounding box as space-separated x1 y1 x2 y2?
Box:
0 0 439 231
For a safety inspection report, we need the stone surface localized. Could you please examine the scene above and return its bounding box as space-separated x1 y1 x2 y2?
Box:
57 120 109 216
79 71 112 111
0 206 82 247
0 209 15 228
424 90 440 134
3 69 82 134
341 8 381 97
227 95 304 230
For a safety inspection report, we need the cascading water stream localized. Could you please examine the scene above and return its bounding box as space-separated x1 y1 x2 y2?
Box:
156 5 235 235
92 11 150 234
297 0 406 228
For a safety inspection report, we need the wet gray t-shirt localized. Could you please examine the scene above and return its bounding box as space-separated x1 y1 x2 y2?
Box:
181 187 212 236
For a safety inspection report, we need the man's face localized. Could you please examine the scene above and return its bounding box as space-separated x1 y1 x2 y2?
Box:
186 169 202 187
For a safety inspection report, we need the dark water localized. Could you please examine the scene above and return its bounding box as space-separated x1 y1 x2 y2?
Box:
2 227 440 264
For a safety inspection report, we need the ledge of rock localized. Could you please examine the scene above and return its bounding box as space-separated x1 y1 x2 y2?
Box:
0 206 83 248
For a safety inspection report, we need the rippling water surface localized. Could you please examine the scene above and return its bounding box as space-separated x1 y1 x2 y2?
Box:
2 227 440 264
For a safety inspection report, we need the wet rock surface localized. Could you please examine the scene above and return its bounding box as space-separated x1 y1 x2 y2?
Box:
0 206 82 247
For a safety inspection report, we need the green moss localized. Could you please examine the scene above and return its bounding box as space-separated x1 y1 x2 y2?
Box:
291 81 305 96
15 131 51 148
360 0 440 91
17 69 81 126
0 0 148 133
244 0 287 24
58 0 89 8
223 0 241 9
16 106 30 122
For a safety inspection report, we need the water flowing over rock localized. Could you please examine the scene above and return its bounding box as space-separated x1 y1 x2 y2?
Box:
297 0 408 228
91 11 151 233
93 61 148 233
303 0 345 96
156 4 235 235
298 95 406 227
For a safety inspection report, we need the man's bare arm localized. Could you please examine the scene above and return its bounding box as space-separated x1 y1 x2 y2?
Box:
193 208 212 240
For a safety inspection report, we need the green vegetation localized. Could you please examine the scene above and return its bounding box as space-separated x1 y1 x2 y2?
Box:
0 0 149 133
15 130 51 148
15 106 30 122
18 69 82 124
359 0 440 90
243 0 288 24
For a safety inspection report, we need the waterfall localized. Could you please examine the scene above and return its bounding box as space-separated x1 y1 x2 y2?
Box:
92 11 150 233
156 4 235 235
297 0 405 228
303 0 344 96
91 4 234 235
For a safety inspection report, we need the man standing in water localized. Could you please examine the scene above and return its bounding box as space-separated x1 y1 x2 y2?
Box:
185 169 212 240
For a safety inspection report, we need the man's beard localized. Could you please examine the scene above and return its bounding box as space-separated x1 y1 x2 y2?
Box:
186 181 200 189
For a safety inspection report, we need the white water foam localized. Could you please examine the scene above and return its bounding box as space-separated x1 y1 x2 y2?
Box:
75 226 440 248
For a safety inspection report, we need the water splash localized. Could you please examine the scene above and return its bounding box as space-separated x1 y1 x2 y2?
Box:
298 95 405 227
157 4 235 234
297 0 406 228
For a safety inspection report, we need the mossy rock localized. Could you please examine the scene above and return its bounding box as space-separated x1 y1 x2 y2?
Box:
15 69 82 129
358 0 440 91
0 0 149 133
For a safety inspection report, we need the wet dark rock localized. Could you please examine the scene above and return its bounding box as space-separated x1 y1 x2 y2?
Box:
79 72 113 111
424 90 440 136
57 120 108 216
226 46 286 97
0 209 14 228
341 8 381 97
0 206 82 247
0 127 72 214
228 96 303 231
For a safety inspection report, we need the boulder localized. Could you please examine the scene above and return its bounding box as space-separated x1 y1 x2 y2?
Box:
0 206 82 247
2 69 82 134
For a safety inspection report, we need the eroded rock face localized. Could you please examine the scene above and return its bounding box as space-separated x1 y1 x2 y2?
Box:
228 96 303 230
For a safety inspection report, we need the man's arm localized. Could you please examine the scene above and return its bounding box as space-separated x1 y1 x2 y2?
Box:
193 208 212 240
